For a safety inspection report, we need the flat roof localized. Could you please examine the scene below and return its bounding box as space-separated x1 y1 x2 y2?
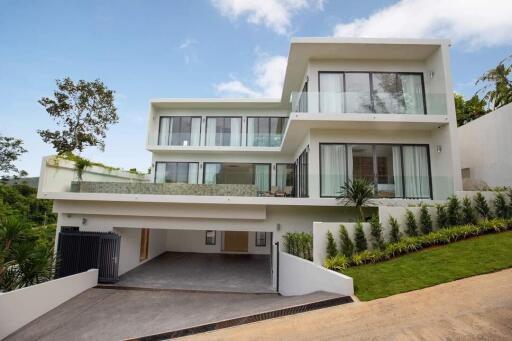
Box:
150 98 289 110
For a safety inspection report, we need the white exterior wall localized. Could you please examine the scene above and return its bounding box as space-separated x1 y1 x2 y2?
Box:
458 103 512 187
0 269 98 340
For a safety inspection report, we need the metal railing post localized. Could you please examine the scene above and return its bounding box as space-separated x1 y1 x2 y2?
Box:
274 241 280 293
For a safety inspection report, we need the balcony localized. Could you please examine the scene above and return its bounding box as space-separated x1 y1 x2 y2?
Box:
291 91 448 116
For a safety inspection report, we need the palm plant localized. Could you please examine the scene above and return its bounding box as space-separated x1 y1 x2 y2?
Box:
476 56 512 110
337 178 374 220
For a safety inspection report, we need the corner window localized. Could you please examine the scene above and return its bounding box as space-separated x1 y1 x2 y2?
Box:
205 231 216 245
255 232 266 247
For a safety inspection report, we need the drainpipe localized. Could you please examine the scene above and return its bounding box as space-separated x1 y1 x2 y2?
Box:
274 241 280 293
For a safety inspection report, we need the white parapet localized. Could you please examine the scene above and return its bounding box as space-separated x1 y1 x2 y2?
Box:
0 269 99 340
279 251 353 296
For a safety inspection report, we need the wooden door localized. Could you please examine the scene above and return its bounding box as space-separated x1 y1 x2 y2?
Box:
223 231 248 252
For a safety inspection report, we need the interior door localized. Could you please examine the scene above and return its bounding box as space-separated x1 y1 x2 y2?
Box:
223 231 249 252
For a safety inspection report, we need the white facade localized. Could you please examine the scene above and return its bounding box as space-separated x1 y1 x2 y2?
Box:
458 103 512 188
38 38 462 293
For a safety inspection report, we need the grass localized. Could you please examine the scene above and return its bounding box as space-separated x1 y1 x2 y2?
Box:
343 231 512 301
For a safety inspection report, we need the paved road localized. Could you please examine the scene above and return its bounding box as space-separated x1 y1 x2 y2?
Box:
183 269 512 340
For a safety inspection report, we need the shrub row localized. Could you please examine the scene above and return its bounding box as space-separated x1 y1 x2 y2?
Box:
323 218 512 271
283 232 313 261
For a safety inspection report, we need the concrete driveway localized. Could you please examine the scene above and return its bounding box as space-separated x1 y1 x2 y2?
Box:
186 268 512 340
112 252 273 293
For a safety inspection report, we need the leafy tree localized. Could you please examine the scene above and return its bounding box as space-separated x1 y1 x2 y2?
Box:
436 204 449 229
474 192 491 219
369 215 384 250
476 56 512 110
447 196 461 226
419 205 433 234
38 78 118 154
405 209 418 236
495 192 509 219
454 93 488 126
338 224 354 257
326 230 337 258
337 178 374 220
388 216 401 243
0 134 27 176
354 221 367 252
461 196 476 225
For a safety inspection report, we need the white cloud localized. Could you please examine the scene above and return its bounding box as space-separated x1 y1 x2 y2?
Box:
214 55 287 98
334 0 512 48
211 0 324 35
179 38 197 49
178 38 199 64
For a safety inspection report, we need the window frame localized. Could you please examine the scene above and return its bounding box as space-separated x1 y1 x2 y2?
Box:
276 163 295 194
319 142 432 199
202 162 271 192
255 232 267 247
205 230 216 245
317 71 427 115
295 147 309 198
153 161 199 184
157 116 202 146
246 116 289 147
205 116 243 147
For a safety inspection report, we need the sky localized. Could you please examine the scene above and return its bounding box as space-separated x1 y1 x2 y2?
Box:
1 0 511 176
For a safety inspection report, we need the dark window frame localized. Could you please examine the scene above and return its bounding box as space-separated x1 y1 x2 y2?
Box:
157 116 202 146
246 116 289 147
205 230 216 245
205 116 243 147
319 142 432 199
317 71 427 115
276 163 295 195
154 161 199 184
294 147 309 198
202 162 271 192
255 232 267 247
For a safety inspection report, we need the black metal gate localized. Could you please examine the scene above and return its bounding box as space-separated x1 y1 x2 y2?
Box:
57 231 121 283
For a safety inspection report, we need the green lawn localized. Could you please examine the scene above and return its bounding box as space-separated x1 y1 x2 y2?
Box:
343 231 512 301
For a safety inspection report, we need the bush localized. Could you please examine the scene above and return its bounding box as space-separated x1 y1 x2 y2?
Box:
388 216 401 243
323 254 349 271
339 224 354 257
354 221 368 252
326 230 337 259
474 192 491 219
461 196 476 225
405 209 418 236
495 192 510 219
284 232 313 261
447 196 461 226
369 215 385 250
436 204 448 229
419 205 433 234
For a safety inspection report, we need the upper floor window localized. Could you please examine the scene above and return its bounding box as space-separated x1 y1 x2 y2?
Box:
247 117 288 147
205 117 242 146
155 162 199 184
158 116 201 146
203 162 271 193
318 72 426 115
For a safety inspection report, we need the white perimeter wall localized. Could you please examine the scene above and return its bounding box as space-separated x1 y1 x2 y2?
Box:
279 251 353 296
0 269 98 340
458 103 512 187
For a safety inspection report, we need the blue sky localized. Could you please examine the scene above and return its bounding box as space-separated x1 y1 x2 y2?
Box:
1 0 511 176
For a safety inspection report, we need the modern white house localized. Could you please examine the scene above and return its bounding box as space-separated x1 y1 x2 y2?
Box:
38 37 462 295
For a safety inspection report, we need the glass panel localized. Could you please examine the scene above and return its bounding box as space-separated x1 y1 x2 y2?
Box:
204 163 221 184
155 163 166 183
188 163 198 184
247 117 286 147
255 232 266 246
402 146 431 198
206 117 217 146
205 231 216 245
176 163 189 183
319 73 343 113
398 74 425 115
254 164 270 192
350 145 375 186
229 117 242 146
375 145 403 198
190 117 201 146
276 164 294 192
320 144 347 197
345 73 372 113
372 73 401 114
158 117 171 145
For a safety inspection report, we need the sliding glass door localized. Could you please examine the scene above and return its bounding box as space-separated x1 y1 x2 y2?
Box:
247 117 288 147
203 163 270 192
154 162 199 184
205 117 242 146
158 116 201 146
320 143 431 198
276 164 295 192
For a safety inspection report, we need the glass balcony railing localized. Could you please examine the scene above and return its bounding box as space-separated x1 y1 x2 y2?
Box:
246 133 284 147
291 92 448 115
204 133 243 147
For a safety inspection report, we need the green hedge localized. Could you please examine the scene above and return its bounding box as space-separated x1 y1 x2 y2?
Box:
324 218 512 271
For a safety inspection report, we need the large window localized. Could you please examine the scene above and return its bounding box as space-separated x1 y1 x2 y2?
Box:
276 163 295 193
203 163 271 193
158 116 201 146
295 147 309 198
320 143 431 199
154 162 199 184
205 117 242 146
318 72 426 115
247 117 288 147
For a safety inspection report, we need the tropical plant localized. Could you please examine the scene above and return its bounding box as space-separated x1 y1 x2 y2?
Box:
454 93 489 126
474 192 491 219
419 205 433 234
338 224 354 257
436 204 449 229
476 56 512 110
369 215 384 250
74 156 92 181
447 196 461 226
388 216 401 243
336 178 374 220
495 192 510 219
284 232 313 261
461 196 476 225
354 221 367 252
0 135 27 177
38 77 118 154
326 230 337 259
405 209 418 236
324 254 349 271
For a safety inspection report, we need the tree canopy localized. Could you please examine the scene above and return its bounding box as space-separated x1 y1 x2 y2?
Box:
38 77 118 154
0 134 27 177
